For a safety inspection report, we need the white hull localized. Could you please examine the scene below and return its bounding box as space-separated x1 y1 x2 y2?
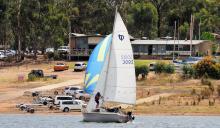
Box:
82 112 133 123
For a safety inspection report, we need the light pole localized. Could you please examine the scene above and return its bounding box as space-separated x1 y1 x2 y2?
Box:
173 21 177 61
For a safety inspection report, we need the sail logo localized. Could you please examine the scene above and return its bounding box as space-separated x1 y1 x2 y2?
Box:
118 34 124 41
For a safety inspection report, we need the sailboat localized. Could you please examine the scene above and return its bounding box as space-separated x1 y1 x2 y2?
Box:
82 10 136 123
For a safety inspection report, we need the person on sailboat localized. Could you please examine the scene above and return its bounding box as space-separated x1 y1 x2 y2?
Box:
95 92 102 108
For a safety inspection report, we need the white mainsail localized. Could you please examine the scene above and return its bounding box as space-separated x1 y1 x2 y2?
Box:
85 11 136 113
103 12 136 105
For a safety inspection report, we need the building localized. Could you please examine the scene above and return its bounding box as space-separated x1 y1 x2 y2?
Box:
212 33 220 54
132 40 213 58
68 33 105 60
68 33 213 60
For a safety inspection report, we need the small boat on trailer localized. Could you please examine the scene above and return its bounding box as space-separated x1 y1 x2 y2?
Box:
82 9 136 123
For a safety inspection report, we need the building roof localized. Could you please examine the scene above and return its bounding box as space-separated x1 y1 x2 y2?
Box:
131 40 208 45
70 33 104 37
212 33 220 39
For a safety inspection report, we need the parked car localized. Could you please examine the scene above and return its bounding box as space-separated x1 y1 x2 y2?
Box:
148 62 156 71
182 57 203 65
74 89 90 101
74 62 87 71
58 100 86 112
38 96 54 105
54 63 69 71
16 104 35 113
54 95 73 105
5 49 16 56
28 69 44 78
46 48 54 53
0 52 7 60
57 46 70 53
64 86 81 95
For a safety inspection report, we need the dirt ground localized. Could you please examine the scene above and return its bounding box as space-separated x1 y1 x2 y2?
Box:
1 60 220 115
0 61 85 113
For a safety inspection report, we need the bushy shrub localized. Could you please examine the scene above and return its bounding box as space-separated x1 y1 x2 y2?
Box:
182 64 195 78
154 62 165 73
164 64 175 73
194 57 216 77
210 63 220 79
154 62 175 74
28 74 37 81
135 65 149 80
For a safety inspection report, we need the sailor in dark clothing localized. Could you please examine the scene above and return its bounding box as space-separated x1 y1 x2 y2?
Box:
127 111 135 121
95 92 101 108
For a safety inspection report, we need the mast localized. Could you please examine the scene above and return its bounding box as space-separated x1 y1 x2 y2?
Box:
102 7 118 101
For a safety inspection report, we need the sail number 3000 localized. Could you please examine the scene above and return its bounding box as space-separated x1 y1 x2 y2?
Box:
121 55 133 64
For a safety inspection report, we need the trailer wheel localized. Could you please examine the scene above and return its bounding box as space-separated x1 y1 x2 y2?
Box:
29 108 35 113
43 101 47 105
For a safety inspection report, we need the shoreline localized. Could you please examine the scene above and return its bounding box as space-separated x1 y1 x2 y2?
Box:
1 111 220 116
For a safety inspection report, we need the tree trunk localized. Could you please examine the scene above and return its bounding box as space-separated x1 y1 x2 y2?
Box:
157 10 161 37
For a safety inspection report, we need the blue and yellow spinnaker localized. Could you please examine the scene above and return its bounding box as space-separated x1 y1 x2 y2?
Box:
84 34 112 94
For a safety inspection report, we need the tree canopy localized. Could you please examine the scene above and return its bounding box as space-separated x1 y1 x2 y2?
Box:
0 0 220 52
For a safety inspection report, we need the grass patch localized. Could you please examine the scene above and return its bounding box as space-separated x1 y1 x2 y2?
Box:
134 60 171 67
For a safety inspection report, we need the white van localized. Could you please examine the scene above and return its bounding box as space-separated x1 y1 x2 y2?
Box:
54 95 73 105
59 100 86 112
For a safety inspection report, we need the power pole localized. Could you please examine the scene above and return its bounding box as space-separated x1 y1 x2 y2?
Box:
177 20 180 58
17 0 22 61
68 17 71 60
173 21 177 61
199 17 201 40
190 14 194 57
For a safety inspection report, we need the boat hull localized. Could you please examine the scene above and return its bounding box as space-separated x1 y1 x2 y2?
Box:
82 112 132 123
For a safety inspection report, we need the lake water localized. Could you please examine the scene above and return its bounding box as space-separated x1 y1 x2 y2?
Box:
0 114 220 128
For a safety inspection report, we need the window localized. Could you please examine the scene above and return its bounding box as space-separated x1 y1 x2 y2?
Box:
70 87 79 90
75 64 81 66
63 101 73 105
73 101 80 105
57 97 73 100
166 45 173 51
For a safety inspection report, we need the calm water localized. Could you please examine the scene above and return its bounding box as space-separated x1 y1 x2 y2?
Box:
0 114 220 128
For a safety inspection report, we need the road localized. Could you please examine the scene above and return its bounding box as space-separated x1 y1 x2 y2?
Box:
118 93 176 109
0 79 83 102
